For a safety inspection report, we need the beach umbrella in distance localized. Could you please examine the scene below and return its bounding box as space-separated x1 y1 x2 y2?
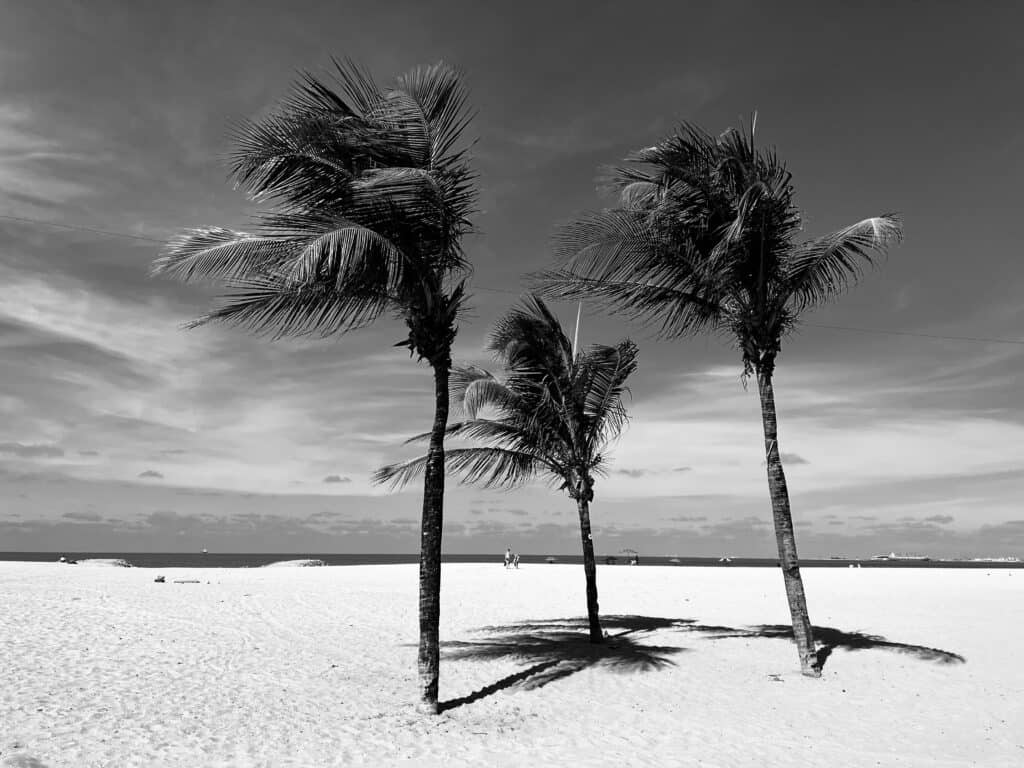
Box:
536 119 901 676
151 60 479 713
375 295 639 644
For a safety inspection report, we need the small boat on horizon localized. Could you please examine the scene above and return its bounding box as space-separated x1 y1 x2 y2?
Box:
870 551 930 561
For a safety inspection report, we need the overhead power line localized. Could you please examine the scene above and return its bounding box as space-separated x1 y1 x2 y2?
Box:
803 323 1024 346
3 211 1023 347
0 214 165 244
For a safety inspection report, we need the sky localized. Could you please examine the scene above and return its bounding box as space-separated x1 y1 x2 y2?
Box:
1 0 1023 557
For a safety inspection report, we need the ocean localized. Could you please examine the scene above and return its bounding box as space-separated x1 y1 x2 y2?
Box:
0 552 1020 568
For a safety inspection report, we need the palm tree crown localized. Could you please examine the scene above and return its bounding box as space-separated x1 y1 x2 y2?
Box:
539 121 902 375
375 295 638 500
152 59 477 365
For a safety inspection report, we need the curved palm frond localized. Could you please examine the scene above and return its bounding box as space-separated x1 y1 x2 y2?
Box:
152 228 300 282
551 208 666 284
393 62 477 168
444 418 556 455
536 270 723 339
373 446 548 490
186 277 391 339
399 415 552 448
618 180 660 210
577 339 640 450
457 372 521 419
227 113 367 211
283 224 405 288
785 214 903 311
487 297 574 402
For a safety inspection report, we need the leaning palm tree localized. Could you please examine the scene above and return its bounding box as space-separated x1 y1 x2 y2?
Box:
375 296 639 644
152 60 478 712
538 121 901 676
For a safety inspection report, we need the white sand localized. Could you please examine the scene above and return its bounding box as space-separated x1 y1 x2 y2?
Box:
1 562 1021 767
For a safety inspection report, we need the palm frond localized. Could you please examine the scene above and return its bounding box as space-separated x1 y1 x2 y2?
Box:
618 180 661 209
536 270 723 339
153 228 299 282
551 209 667 283
373 447 545 490
186 277 390 339
488 295 573 381
284 224 405 290
578 339 639 449
227 112 373 209
328 57 384 116
449 367 520 419
785 214 903 310
442 418 545 449
393 62 477 168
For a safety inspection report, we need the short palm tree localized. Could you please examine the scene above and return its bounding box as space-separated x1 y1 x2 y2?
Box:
375 296 639 644
538 121 902 676
152 60 478 712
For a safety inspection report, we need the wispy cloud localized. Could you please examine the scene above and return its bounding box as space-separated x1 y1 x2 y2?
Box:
0 104 98 217
0 442 63 458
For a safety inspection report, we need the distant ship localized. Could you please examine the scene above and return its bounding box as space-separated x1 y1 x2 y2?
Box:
718 557 733 564
969 556 1021 563
871 552 930 561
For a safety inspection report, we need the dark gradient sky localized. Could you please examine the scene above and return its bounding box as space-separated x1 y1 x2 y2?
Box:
2 1 1023 556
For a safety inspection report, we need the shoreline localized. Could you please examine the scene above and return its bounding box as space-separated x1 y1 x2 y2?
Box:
2 551 1021 569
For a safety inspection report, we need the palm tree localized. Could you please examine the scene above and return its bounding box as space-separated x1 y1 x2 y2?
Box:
537 121 902 676
151 60 478 712
375 296 639 644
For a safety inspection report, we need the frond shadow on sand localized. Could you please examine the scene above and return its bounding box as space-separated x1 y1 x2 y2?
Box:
438 618 685 712
439 614 965 711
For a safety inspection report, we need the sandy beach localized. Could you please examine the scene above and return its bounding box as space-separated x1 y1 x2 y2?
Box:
1 562 1021 767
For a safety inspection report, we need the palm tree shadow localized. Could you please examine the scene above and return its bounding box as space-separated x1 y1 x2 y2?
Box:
438 615 965 711
585 615 966 670
439 621 685 712
723 624 967 670
565 615 966 669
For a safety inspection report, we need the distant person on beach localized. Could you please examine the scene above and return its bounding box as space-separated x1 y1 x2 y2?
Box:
513 553 520 569
504 547 512 568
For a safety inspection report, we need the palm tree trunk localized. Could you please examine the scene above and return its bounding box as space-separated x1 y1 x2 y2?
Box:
756 368 820 677
417 361 450 712
575 496 604 644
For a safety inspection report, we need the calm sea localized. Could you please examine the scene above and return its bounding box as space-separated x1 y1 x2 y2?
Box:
0 552 1020 569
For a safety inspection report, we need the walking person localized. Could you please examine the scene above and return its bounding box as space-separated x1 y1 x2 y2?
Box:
504 547 512 568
